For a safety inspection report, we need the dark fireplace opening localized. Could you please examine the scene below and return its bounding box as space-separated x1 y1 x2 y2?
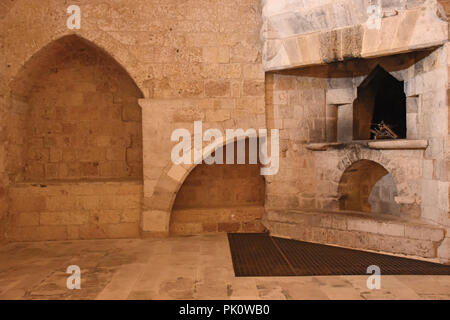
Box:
353 66 406 140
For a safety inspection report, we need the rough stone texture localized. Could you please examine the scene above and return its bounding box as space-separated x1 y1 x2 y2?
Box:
265 46 450 262
1 235 449 300
9 35 143 182
261 0 448 70
0 0 449 265
0 0 264 241
171 207 265 235
264 210 446 259
7 181 142 241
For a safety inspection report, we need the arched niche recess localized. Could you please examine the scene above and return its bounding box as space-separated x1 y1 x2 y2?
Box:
7 35 144 183
338 160 400 216
170 138 266 235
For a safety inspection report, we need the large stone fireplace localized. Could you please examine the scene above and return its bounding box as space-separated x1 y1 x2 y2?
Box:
261 0 450 264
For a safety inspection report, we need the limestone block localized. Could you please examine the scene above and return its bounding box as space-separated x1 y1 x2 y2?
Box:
205 81 231 97
262 1 447 71
404 224 445 241
337 104 353 142
377 222 405 237
142 209 170 233
167 165 187 183
103 223 139 238
437 237 450 264
378 236 435 257
203 47 230 63
14 212 40 226
326 88 355 105
347 218 379 234
40 211 89 226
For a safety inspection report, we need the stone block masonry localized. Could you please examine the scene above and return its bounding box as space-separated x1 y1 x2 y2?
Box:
7 181 142 241
264 210 446 259
0 0 449 265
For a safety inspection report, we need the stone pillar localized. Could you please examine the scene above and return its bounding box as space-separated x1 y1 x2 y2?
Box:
138 99 182 237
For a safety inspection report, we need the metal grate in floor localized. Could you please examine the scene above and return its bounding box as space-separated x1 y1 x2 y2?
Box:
227 233 450 277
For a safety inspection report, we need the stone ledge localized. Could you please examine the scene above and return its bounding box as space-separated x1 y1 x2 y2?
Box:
305 142 344 151
305 140 428 151
367 139 428 149
263 209 446 261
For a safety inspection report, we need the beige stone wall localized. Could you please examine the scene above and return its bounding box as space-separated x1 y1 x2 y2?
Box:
261 0 448 70
173 163 264 210
2 33 144 241
8 181 142 241
265 210 446 259
0 0 264 240
264 43 449 262
171 207 265 235
264 73 324 211
266 48 448 215
0 0 448 263
136 0 265 235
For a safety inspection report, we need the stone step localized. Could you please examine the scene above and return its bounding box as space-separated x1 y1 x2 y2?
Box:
263 210 446 261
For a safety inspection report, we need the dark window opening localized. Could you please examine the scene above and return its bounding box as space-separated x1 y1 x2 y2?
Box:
353 66 406 140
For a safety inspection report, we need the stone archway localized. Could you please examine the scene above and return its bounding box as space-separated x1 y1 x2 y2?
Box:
3 30 146 97
170 138 265 235
5 34 145 241
337 159 400 215
140 132 267 237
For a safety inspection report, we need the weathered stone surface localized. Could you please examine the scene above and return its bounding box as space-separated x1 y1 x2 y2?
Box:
264 209 447 260
262 0 448 70
0 0 448 268
7 181 142 241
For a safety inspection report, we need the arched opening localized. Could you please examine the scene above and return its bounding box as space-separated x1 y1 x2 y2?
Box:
170 138 265 235
338 160 400 215
353 66 406 140
6 35 143 241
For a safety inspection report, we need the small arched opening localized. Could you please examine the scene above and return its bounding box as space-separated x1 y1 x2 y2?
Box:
338 160 400 215
170 138 265 235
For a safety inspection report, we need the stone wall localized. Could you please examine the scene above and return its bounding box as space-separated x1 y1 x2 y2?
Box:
7 180 142 241
1 33 144 242
0 0 449 263
265 209 446 259
264 44 449 262
266 47 448 216
261 0 448 70
0 0 265 240
264 73 325 211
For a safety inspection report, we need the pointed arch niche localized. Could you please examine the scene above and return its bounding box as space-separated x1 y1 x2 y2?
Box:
6 35 144 241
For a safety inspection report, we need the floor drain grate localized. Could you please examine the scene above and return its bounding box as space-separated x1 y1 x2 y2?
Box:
227 233 450 277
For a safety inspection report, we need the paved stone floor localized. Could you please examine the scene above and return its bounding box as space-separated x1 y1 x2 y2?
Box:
0 234 449 300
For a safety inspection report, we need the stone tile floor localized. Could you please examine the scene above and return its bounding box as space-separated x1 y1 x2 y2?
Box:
0 234 448 300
